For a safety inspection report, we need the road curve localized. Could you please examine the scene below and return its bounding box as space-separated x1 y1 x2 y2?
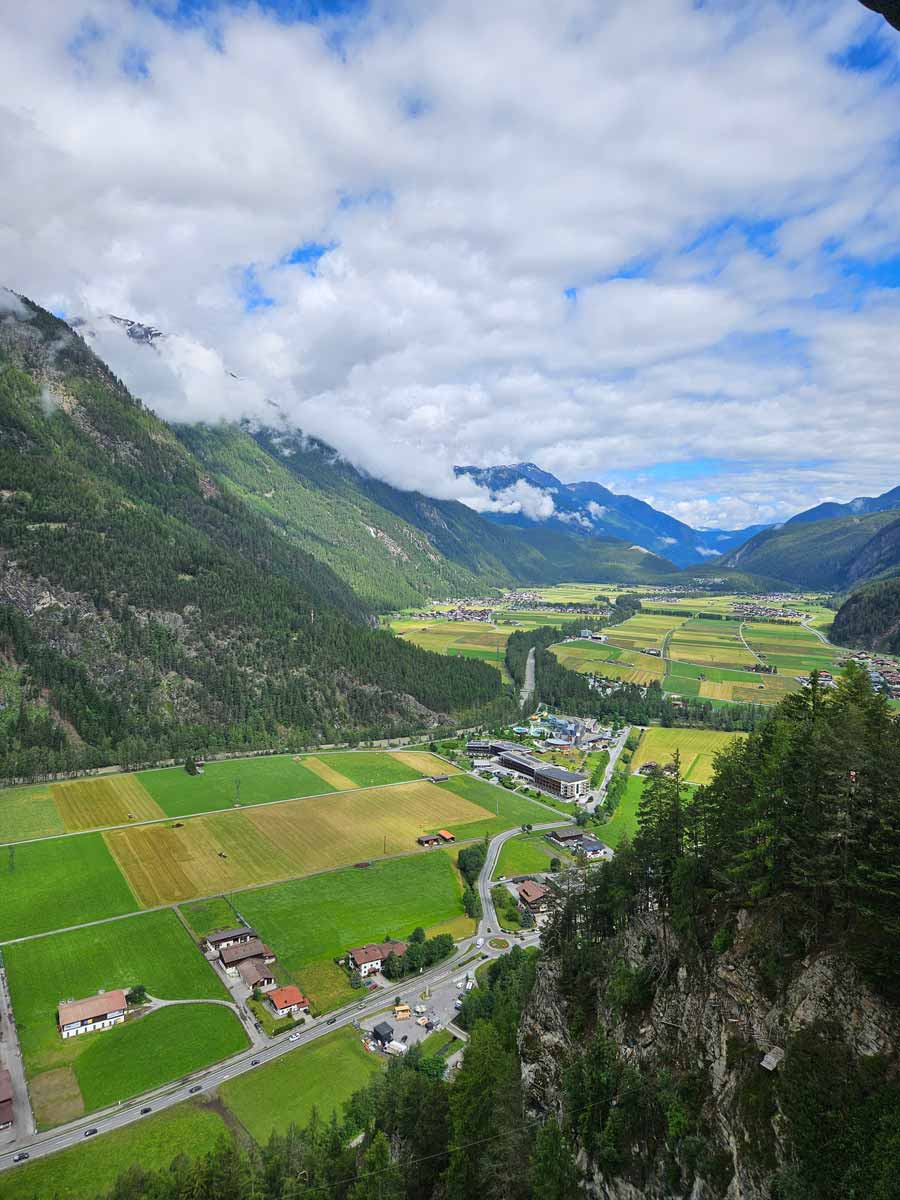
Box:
519 646 536 708
0 815 557 1175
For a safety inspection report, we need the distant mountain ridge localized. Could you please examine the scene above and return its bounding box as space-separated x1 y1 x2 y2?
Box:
455 462 766 567
787 483 900 526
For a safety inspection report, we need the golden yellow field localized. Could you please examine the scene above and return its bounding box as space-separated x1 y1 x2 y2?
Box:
389 751 460 775
104 780 487 906
54 775 164 832
302 756 357 790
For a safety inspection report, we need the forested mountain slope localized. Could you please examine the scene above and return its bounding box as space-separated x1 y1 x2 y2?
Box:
0 297 505 778
179 423 679 608
719 509 900 588
832 574 900 653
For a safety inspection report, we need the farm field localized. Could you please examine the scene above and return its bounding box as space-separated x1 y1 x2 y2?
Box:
104 777 505 907
53 775 165 832
219 1026 382 1142
605 612 688 653
0 833 139 941
551 638 665 685
629 727 746 785
743 622 841 676
390 619 510 677
4 908 231 1126
667 617 756 671
664 658 800 704
232 851 469 1010
138 755 339 816
2 1102 231 1200
0 782 66 844
179 895 241 938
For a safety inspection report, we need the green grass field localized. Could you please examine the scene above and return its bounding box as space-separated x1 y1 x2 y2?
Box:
219 1026 381 1142
315 752 420 788
178 896 241 938
0 782 66 844
437 773 561 830
232 852 467 1011
4 908 231 1125
598 775 644 847
77 1004 247 1113
629 727 745 784
2 1102 231 1200
492 830 572 878
137 755 338 817
0 833 139 942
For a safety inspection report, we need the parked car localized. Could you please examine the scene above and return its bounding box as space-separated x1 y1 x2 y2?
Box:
288 1032 302 1042
84 1128 98 1138
454 999 463 1010
13 1153 29 1163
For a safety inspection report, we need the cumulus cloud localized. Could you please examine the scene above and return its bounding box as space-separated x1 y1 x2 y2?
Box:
462 479 556 520
1 1 899 521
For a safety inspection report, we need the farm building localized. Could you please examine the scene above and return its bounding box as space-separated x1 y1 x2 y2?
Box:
203 927 258 953
437 829 455 843
268 986 309 1017
347 939 408 978
220 938 276 975
57 989 128 1039
517 880 550 912
0 1067 13 1130
238 959 276 991
417 834 442 848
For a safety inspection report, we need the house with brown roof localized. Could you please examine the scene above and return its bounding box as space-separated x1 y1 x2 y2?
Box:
57 990 128 1039
436 829 455 843
517 880 550 912
0 1067 13 1131
203 927 258 953
268 986 309 1017
220 938 275 975
238 958 276 992
347 939 408 978
417 834 442 848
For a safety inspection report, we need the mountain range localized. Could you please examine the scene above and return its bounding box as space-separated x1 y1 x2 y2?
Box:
455 462 766 568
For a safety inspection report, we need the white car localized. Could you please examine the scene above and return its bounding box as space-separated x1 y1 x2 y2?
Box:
288 1032 302 1042
475 938 484 948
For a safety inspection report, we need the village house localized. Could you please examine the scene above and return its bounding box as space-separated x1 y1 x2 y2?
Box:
268 985 309 1018
220 938 276 976
238 958 276 992
347 939 408 978
517 880 550 912
203 927 258 954
57 989 128 1039
0 1067 13 1131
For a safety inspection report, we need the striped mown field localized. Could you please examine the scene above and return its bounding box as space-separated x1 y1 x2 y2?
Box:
629 727 746 784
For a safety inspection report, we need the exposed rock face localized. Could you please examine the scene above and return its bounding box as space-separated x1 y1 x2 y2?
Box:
520 910 900 1199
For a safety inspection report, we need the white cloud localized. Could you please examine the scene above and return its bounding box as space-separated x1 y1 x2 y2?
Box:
1 1 899 523
463 479 556 520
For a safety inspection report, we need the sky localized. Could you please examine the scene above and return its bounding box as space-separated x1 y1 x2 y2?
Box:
3 0 900 529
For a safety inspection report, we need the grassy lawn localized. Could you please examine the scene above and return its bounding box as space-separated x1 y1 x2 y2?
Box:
598 775 644 847
178 896 241 938
0 833 138 941
219 1026 382 1143
2 1102 231 1200
232 852 467 1011
4 908 231 1124
137 755 337 816
418 1029 461 1058
491 884 522 932
437 774 560 829
75 1003 248 1112
492 831 570 878
0 782 65 844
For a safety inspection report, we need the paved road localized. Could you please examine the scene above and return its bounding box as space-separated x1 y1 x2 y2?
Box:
0 965 34 1147
0 817 551 1175
584 726 630 813
519 647 536 707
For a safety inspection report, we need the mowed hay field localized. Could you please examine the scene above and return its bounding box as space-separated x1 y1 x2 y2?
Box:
629 727 746 785
0 833 139 941
53 775 164 831
551 640 664 685
390 619 511 679
604 612 688 653
137 755 338 816
664 658 800 706
103 779 493 906
668 618 756 670
233 850 469 1011
4 909 232 1126
743 622 842 676
389 750 460 776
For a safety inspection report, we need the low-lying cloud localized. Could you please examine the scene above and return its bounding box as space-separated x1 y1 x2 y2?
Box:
2 1 900 524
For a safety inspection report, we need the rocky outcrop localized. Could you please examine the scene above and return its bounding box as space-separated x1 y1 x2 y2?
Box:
520 909 900 1199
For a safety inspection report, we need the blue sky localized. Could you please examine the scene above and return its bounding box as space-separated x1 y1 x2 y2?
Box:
4 0 900 528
